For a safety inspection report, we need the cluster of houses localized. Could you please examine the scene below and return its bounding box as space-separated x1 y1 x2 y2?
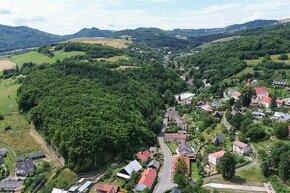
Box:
52 178 93 193
208 141 251 169
165 108 188 130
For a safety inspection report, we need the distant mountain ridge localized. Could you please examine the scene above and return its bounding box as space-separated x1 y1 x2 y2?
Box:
0 19 287 53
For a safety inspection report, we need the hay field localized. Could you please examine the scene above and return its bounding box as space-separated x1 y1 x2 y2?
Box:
69 37 131 48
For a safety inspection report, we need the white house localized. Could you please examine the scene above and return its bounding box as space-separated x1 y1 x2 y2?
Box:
117 160 142 179
260 96 272 108
175 92 195 105
208 150 226 166
233 141 251 155
51 188 67 193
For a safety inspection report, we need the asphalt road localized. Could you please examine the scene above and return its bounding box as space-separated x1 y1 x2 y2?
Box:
154 117 176 193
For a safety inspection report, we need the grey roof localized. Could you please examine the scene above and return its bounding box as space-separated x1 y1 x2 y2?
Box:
0 180 23 191
0 148 7 156
171 188 181 193
148 160 160 170
29 151 46 160
216 135 225 141
78 181 92 193
16 158 35 176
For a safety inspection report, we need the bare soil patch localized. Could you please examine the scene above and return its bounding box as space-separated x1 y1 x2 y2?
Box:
0 60 16 71
69 37 131 48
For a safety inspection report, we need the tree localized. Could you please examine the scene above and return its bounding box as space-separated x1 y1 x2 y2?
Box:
182 185 209 193
164 89 176 105
174 157 188 188
278 53 289 60
261 161 270 177
273 122 288 139
278 153 290 181
241 85 255 107
246 123 266 142
270 95 277 109
0 114 3 120
218 152 236 179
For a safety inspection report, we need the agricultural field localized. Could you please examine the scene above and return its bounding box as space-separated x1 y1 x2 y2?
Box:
96 55 129 62
244 53 290 66
9 50 85 67
69 37 132 48
0 60 16 71
0 78 19 114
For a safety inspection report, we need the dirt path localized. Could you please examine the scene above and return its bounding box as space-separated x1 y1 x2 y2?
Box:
29 124 65 167
203 183 267 192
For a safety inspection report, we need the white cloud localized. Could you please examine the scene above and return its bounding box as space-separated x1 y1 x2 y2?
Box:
0 0 289 35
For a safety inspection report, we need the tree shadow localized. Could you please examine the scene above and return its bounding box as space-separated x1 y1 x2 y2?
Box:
224 175 247 185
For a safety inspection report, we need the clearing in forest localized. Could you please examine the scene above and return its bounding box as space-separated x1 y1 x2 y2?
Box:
69 37 132 48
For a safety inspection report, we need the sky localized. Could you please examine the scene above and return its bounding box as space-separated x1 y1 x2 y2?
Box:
0 0 289 35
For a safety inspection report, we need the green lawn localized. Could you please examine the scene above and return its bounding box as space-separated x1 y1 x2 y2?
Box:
205 166 266 186
0 78 19 115
9 50 85 67
191 162 201 180
166 141 177 154
0 141 16 176
253 136 290 154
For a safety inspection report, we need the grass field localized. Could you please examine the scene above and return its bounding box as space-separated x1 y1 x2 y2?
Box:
69 37 132 48
0 78 19 114
205 166 267 186
96 55 129 62
0 113 40 154
245 53 290 66
166 141 177 154
253 136 290 155
191 162 201 180
9 50 85 67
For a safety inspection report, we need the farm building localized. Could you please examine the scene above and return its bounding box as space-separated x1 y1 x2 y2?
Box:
52 188 68 193
148 160 160 170
29 151 46 160
117 160 142 179
16 158 35 176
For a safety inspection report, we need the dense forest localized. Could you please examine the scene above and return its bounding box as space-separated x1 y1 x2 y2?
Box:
17 60 185 172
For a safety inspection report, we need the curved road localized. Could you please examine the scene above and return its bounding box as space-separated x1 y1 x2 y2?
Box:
155 117 176 193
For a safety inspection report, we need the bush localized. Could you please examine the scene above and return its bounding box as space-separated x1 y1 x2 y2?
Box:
0 114 4 120
278 53 289 60
4 126 12 131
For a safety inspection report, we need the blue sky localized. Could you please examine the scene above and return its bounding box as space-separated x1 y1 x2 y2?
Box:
0 0 289 35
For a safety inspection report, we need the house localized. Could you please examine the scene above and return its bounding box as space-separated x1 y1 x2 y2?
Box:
135 168 157 192
164 131 187 143
68 185 79 193
255 87 269 99
172 155 190 175
95 183 119 193
148 160 160 170
52 188 68 193
284 98 290 106
171 188 181 193
0 180 24 192
178 143 195 159
200 104 213 112
276 99 285 107
175 92 195 105
233 141 251 155
214 135 224 146
253 111 266 120
208 150 226 166
0 148 7 157
166 108 179 121
29 151 46 160
136 150 150 161
77 181 93 193
273 80 288 87
212 101 222 108
149 147 158 157
232 91 241 100
273 112 290 122
260 96 272 108
117 160 142 179
16 158 35 176
176 117 187 130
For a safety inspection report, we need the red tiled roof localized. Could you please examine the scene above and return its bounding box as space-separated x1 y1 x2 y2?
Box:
172 155 190 175
234 141 248 148
255 87 268 95
95 183 119 193
136 150 150 161
232 91 241 97
164 133 186 140
210 150 226 158
276 99 284 104
137 168 157 189
261 96 272 103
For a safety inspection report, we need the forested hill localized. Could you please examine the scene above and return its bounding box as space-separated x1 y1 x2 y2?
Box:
17 61 185 172
0 24 64 53
0 19 283 53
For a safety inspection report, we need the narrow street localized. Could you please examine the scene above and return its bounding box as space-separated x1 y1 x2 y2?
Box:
154 117 176 193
